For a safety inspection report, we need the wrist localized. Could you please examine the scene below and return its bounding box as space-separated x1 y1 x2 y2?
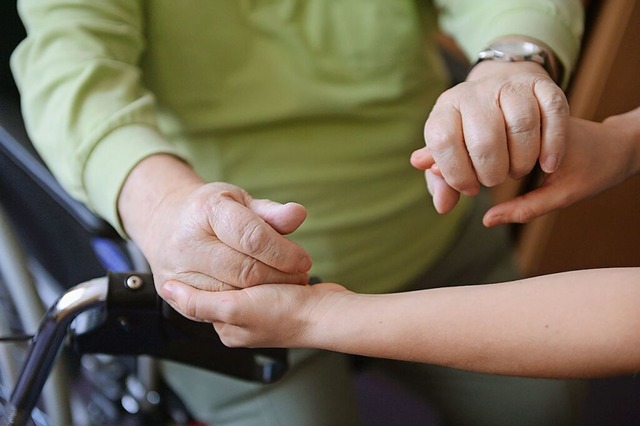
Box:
304 285 357 351
118 154 203 246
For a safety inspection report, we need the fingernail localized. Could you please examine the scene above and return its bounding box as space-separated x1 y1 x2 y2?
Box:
542 154 559 173
298 256 311 273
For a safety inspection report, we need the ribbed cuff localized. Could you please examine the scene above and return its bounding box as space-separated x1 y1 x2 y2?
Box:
463 8 583 89
83 124 183 237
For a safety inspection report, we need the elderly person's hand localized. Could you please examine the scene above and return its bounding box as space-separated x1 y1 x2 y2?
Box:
412 53 569 214
118 154 312 321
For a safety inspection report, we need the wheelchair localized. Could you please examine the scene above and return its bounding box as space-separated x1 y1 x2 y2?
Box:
0 4 288 425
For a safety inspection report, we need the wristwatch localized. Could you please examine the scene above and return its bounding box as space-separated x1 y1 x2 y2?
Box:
476 39 563 85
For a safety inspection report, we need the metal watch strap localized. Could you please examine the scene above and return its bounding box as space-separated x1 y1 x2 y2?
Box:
475 40 563 85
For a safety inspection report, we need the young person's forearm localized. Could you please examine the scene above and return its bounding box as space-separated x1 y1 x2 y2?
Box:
603 106 640 179
310 268 640 378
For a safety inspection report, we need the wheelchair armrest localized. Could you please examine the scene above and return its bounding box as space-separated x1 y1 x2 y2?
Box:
71 272 288 384
3 273 288 426
0 95 119 238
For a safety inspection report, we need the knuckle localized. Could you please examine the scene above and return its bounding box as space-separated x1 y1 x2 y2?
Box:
504 196 538 224
211 182 249 203
544 93 569 116
507 114 537 136
467 141 495 165
536 81 569 116
498 82 540 137
468 134 509 167
424 123 453 152
238 256 262 286
435 86 460 104
498 80 521 98
513 203 537 223
213 280 231 292
208 192 231 216
239 222 268 254
183 292 201 320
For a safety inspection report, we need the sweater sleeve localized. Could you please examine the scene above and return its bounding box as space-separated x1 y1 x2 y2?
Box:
434 0 585 88
11 0 183 235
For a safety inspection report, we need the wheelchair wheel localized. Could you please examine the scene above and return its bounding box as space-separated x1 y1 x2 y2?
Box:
0 274 26 424
0 205 72 425
0 205 35 408
0 275 24 389
0 262 50 426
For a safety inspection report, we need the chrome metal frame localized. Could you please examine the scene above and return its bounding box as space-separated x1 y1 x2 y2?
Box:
1 278 108 426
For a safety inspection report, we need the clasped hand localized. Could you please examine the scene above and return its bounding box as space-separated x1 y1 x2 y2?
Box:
411 60 569 214
118 156 312 323
151 182 312 322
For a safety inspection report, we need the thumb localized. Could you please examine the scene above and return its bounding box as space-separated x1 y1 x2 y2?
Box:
482 184 567 227
410 147 436 170
250 200 308 235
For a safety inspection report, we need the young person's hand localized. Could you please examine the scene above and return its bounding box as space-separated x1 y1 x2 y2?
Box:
484 109 640 226
161 281 349 345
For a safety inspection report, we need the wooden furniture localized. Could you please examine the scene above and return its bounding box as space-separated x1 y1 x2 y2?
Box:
517 0 640 276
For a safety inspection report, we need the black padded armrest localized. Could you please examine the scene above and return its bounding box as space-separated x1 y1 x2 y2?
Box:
71 272 289 384
0 96 119 238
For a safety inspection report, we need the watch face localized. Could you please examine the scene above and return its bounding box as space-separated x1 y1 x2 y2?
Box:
491 40 543 57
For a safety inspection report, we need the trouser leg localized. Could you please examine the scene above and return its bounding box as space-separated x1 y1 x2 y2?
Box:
370 359 586 426
161 348 362 426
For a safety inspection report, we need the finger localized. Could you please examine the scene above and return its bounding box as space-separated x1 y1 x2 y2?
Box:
185 240 310 287
460 96 509 187
482 182 575 227
498 82 541 179
424 101 479 195
211 195 312 274
250 200 307 235
533 78 569 173
409 146 436 170
161 280 235 323
160 272 239 292
426 169 461 214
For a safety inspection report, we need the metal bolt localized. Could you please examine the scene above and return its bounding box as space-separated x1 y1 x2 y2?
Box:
125 275 144 290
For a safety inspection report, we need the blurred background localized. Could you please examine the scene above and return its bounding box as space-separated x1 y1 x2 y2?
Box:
1 0 639 425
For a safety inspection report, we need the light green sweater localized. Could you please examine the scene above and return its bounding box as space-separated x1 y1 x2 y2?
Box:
12 0 583 293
